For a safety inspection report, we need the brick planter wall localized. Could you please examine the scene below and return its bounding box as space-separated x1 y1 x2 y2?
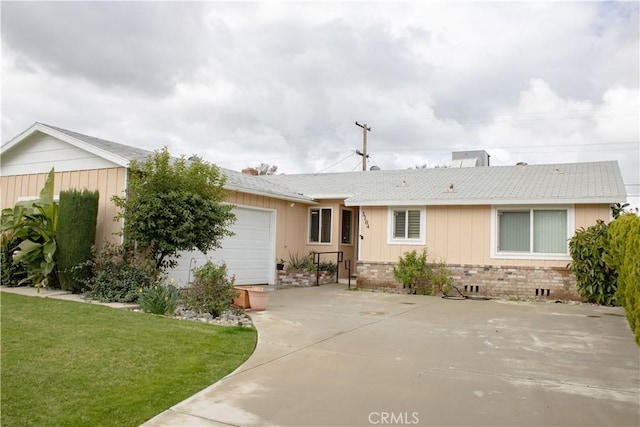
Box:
356 261 581 300
277 270 336 289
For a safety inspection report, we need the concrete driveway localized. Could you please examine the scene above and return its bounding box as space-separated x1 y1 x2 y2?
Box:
144 284 640 427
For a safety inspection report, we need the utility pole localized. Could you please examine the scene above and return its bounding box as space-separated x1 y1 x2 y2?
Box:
355 121 371 171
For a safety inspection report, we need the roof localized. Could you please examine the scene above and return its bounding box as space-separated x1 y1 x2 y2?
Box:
262 161 627 206
1 122 154 167
1 123 314 204
2 123 626 206
219 167 313 204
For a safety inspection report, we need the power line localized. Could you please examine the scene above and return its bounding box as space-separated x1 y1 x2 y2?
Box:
317 152 358 173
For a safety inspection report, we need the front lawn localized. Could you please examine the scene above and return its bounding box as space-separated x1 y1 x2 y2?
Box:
0 293 257 426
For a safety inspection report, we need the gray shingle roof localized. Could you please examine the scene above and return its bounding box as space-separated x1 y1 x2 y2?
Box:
41 123 156 163
263 161 627 206
33 124 314 203
5 123 625 206
220 167 313 203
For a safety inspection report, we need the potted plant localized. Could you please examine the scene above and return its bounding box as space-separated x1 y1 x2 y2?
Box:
276 258 285 271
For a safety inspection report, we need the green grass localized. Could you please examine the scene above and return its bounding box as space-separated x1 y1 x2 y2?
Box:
0 293 257 426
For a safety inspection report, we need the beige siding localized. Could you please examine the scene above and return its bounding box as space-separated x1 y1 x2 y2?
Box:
574 204 611 228
225 194 356 277
359 204 613 268
1 168 127 246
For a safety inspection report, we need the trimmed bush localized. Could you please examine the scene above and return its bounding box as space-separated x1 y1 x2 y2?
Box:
57 189 99 293
606 214 640 345
182 261 236 317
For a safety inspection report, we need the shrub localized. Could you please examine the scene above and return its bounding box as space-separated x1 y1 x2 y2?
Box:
182 261 236 317
605 214 640 345
286 251 313 271
139 282 180 315
393 249 453 296
430 260 454 295
568 220 618 305
83 242 155 303
57 189 99 293
316 261 337 273
393 249 429 290
1 244 27 287
286 252 338 273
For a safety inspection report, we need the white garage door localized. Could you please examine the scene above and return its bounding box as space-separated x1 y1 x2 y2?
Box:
169 207 275 286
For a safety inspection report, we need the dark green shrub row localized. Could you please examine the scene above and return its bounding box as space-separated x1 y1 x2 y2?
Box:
57 189 99 293
568 206 640 346
606 214 640 345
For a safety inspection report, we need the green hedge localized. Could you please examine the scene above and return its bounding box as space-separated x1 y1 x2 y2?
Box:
606 214 640 345
57 189 99 293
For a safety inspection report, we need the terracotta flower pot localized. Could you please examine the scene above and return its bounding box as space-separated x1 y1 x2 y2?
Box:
233 286 251 309
247 287 270 311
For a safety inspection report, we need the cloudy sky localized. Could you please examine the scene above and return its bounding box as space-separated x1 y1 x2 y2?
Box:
2 1 639 207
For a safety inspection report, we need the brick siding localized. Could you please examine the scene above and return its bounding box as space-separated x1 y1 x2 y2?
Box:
276 270 337 289
356 261 580 300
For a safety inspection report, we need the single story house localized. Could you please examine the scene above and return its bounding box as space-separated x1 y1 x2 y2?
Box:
1 123 627 299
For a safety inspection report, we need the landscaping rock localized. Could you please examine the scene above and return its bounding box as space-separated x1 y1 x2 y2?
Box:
136 306 254 328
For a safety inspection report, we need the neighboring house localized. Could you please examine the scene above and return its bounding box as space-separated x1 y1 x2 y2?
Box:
1 123 627 299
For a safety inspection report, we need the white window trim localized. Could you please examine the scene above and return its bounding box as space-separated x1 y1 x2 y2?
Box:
308 206 333 245
490 205 574 261
341 208 354 246
387 206 426 245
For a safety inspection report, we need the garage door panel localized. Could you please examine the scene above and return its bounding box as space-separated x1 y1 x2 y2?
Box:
169 207 274 286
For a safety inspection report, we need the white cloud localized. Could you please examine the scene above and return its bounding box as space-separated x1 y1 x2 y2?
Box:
1 1 638 208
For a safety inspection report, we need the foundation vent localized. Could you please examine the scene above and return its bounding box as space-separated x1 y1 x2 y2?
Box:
535 288 551 297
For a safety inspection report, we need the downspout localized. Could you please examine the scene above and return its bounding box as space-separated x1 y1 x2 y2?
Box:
120 166 129 245
357 207 363 262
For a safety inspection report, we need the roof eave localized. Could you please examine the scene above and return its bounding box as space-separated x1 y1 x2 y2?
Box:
305 193 353 200
345 196 627 207
224 184 317 205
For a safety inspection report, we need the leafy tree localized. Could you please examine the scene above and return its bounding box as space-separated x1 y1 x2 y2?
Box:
255 163 278 175
113 147 235 272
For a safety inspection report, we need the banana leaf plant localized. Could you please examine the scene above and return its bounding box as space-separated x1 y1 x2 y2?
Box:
1 168 58 290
